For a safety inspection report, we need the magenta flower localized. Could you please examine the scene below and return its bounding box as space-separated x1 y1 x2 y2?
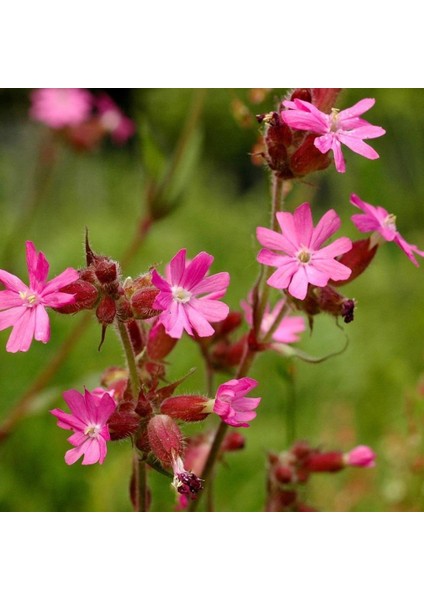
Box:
344 445 376 468
241 296 305 343
30 88 93 129
97 94 135 144
350 194 424 266
213 377 261 428
281 97 385 173
0 241 78 352
51 388 116 465
171 455 203 499
257 203 352 301
152 248 230 338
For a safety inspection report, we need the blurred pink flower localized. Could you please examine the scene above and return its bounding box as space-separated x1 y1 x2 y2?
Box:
344 445 376 468
350 193 424 266
30 88 93 128
152 248 230 338
281 97 385 173
97 94 135 144
213 377 261 428
0 241 78 352
51 388 116 465
241 295 305 343
257 202 352 300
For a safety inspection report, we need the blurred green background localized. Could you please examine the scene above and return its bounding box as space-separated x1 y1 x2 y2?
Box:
1 88 424 511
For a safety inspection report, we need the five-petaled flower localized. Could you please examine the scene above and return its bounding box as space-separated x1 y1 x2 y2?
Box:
281 97 385 173
350 194 424 266
213 377 261 428
152 248 230 338
51 388 116 465
30 88 93 129
0 241 78 352
257 203 352 300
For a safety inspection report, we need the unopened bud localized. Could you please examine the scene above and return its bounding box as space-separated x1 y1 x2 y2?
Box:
147 321 177 360
160 395 211 422
131 288 161 319
147 415 184 467
96 295 116 325
304 451 344 473
221 432 246 452
331 239 378 286
95 259 118 285
108 408 140 440
54 279 99 314
290 134 332 177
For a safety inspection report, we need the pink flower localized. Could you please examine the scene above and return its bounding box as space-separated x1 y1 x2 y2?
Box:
257 203 352 301
350 193 424 266
213 377 261 428
241 296 305 343
97 94 135 144
281 97 385 173
344 445 376 468
30 88 93 129
152 248 230 338
51 388 116 465
0 241 78 352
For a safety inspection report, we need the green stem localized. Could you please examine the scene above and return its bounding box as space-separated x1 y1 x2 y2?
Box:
116 320 140 399
286 364 297 446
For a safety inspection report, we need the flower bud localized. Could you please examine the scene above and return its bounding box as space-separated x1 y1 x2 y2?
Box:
147 321 177 360
131 288 161 320
304 451 344 473
160 395 211 422
331 239 378 286
344 445 376 468
94 258 118 284
96 295 116 325
54 279 99 314
221 431 246 452
289 134 332 177
108 408 141 440
116 298 133 322
147 415 183 467
314 286 356 323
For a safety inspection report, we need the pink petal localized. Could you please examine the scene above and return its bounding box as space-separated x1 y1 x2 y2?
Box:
266 261 299 290
65 445 87 465
256 226 296 255
81 438 101 465
331 138 346 173
93 392 116 424
50 408 86 431
232 396 261 411
190 272 230 297
304 264 331 287
189 297 229 322
185 304 215 337
347 124 386 139
273 316 305 343
0 269 27 293
313 257 352 281
181 252 214 290
338 98 375 120
34 304 50 343
313 237 352 259
288 267 309 300
63 389 90 423
42 268 79 295
337 133 379 160
42 291 76 308
168 249 187 286
0 306 27 333
257 249 290 267
314 133 334 154
394 234 422 267
351 214 386 235
275 212 300 249
0 290 22 309
6 309 35 353
293 203 314 247
310 208 341 249
26 241 49 291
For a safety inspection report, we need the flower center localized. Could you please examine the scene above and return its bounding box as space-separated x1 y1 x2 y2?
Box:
19 290 39 307
329 108 340 132
296 248 312 264
84 423 101 438
171 286 192 303
383 213 397 231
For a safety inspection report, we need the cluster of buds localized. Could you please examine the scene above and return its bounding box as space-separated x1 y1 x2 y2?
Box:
54 234 161 346
266 440 376 511
256 88 341 178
